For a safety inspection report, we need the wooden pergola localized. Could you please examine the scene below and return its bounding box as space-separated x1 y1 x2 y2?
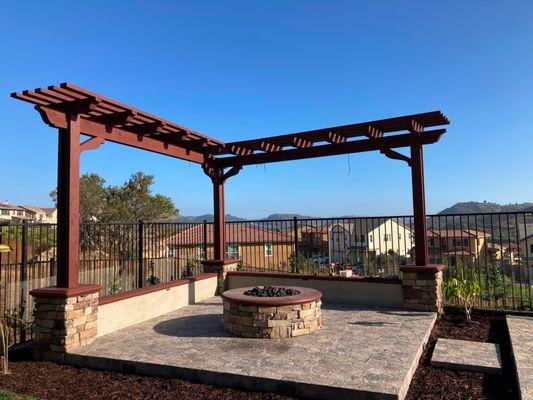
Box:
12 82 449 295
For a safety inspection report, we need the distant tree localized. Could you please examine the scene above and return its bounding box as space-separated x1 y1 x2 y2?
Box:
51 173 107 222
50 172 177 223
103 172 176 222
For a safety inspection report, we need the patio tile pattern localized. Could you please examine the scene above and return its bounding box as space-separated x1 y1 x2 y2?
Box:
430 338 502 374
507 316 533 400
68 297 436 400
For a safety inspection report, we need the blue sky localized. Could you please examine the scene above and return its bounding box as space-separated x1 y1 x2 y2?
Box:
1 1 532 218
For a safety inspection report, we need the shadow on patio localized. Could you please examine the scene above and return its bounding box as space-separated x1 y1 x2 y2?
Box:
153 313 231 338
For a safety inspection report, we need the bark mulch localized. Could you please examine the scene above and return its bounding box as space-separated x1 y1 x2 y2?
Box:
0 351 294 400
405 308 520 400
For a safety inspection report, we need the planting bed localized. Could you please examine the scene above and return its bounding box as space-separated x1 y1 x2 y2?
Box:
405 308 520 400
0 353 294 400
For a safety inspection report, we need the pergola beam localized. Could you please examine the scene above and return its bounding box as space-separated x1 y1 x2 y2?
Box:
215 129 445 168
221 111 448 155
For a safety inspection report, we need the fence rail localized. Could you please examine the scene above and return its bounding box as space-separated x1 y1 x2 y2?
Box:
1 212 532 343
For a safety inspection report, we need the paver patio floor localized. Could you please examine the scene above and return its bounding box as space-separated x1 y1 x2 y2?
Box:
68 297 436 400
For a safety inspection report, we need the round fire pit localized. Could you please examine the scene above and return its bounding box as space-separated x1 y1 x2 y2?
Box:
222 286 322 338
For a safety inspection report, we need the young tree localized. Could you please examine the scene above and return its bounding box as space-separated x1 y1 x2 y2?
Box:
442 277 481 322
51 172 177 223
103 172 176 223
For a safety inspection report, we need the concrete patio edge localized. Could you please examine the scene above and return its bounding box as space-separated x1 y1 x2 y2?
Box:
64 353 398 400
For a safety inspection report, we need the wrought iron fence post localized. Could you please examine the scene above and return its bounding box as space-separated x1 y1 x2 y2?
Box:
50 257 56 283
203 219 208 260
137 220 144 289
20 220 28 343
293 216 299 258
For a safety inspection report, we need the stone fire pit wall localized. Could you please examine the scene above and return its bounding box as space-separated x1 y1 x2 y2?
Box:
222 286 322 339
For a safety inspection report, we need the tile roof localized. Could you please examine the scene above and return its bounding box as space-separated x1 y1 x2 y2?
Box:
427 229 488 238
166 223 293 246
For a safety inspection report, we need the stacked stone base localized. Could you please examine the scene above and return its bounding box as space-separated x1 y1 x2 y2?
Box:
33 291 99 362
400 265 444 313
223 299 322 338
202 259 238 294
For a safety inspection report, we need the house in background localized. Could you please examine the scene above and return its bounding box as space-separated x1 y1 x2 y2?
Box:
426 229 489 265
165 223 294 271
518 223 533 259
358 219 413 258
21 206 57 224
297 225 330 261
318 219 413 265
517 223 533 284
0 202 57 224
487 242 519 265
0 203 31 222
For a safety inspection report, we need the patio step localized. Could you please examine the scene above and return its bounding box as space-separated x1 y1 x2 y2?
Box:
430 338 502 374
507 315 533 400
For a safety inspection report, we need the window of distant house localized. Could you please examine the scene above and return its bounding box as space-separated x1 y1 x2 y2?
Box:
196 245 206 259
264 243 273 257
453 238 469 247
226 244 240 259
530 244 533 253
359 234 365 243
17 210 23 216
428 238 434 247
384 233 392 242
1 210 8 215
398 233 402 240
369 234 373 243
167 246 175 258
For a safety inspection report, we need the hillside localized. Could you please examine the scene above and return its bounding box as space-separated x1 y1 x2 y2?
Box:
264 213 315 220
173 202 532 222
438 202 533 215
175 214 248 223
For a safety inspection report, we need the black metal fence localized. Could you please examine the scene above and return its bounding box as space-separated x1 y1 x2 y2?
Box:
1 212 532 342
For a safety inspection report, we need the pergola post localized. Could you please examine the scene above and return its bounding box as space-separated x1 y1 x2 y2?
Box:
410 138 429 267
29 113 101 362
56 114 81 288
399 133 444 313
201 164 241 294
213 176 226 261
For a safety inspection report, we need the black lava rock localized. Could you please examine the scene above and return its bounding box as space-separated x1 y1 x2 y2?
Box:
243 286 301 297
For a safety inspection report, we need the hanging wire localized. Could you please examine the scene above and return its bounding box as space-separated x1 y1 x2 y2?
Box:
346 154 351 175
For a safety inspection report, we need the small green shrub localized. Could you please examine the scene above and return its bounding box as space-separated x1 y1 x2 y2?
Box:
442 277 481 322
108 274 122 294
181 259 199 278
289 253 317 274
145 260 161 285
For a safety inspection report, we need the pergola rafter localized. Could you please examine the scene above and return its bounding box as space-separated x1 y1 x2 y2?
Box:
12 82 225 163
11 82 450 296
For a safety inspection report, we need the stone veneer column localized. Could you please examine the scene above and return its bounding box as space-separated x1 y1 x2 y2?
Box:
30 284 100 362
400 265 444 313
201 259 238 294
